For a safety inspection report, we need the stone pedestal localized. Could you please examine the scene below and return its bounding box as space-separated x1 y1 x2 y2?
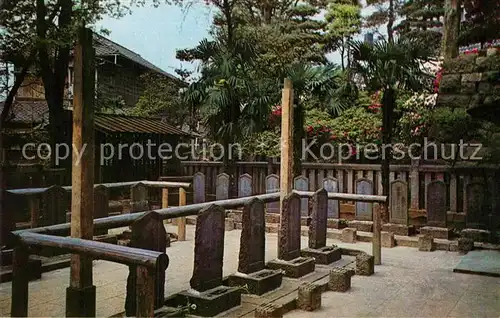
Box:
173 286 241 317
328 268 351 292
255 303 283 318
457 237 474 254
420 226 452 240
355 253 374 276
382 223 415 236
347 220 373 232
300 245 341 265
461 228 490 242
297 283 322 311
327 219 348 229
266 257 315 278
341 228 357 243
65 285 96 317
381 232 395 248
228 269 283 296
418 234 435 252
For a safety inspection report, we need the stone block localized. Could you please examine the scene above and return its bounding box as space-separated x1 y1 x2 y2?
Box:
255 303 283 318
266 257 315 279
478 82 493 93
301 245 341 265
341 228 357 243
440 74 462 93
461 81 477 94
174 286 241 317
461 228 491 242
418 234 435 252
476 54 500 72
457 237 474 255
327 218 348 229
228 269 282 296
481 71 500 82
297 282 322 311
420 226 452 239
443 54 478 73
347 220 373 232
355 253 374 276
227 211 243 223
487 47 499 56
381 231 395 248
225 218 235 231
382 223 415 236
462 72 482 82
328 268 351 292
435 94 471 108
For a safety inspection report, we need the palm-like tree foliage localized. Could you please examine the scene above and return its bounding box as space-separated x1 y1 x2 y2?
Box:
349 37 434 198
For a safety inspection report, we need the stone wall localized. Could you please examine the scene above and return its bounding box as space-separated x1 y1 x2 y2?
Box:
436 49 500 123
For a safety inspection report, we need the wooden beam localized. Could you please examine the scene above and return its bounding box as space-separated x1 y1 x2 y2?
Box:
177 188 186 241
280 78 294 208
66 27 96 317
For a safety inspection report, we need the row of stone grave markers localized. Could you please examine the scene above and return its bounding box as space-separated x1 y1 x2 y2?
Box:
194 171 495 240
169 188 347 316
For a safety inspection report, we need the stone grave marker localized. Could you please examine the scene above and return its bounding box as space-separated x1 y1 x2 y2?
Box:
125 211 168 315
41 185 68 226
130 182 148 212
278 193 301 261
193 172 206 204
308 189 328 249
355 179 373 221
238 173 253 198
390 180 408 225
426 180 447 227
323 177 339 218
93 185 109 236
238 198 265 273
190 205 225 292
216 173 230 201
294 176 309 216
465 183 488 229
266 174 280 213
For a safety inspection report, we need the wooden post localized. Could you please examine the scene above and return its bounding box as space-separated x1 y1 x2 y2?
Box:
29 196 39 228
280 78 294 209
135 266 155 317
372 203 382 265
442 0 461 60
178 187 186 241
11 245 29 317
410 160 419 210
162 187 169 224
66 27 96 317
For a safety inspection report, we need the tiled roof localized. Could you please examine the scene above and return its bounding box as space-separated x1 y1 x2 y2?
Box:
93 33 181 83
0 99 193 136
0 99 49 124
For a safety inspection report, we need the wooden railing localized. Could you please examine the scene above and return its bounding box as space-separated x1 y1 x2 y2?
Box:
9 190 387 317
10 232 168 317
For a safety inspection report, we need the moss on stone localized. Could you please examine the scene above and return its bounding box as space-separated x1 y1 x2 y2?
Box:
481 71 500 83
461 82 476 94
436 94 471 108
476 55 500 72
443 55 478 74
439 74 462 93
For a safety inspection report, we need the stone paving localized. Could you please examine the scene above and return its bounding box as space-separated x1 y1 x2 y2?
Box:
0 224 499 317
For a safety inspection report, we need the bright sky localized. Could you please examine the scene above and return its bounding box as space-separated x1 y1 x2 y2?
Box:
96 3 379 77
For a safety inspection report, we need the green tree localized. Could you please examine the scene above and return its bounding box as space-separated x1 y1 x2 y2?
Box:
325 0 362 70
364 0 402 43
128 73 189 127
349 37 433 198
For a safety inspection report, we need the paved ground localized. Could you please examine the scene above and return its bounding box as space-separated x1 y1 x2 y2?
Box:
0 224 499 317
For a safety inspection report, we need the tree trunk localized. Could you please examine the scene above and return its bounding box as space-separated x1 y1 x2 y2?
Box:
381 87 395 198
442 0 461 60
387 0 395 44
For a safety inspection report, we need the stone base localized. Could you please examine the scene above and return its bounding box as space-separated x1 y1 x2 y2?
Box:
461 228 491 242
418 234 435 252
173 285 241 317
420 226 452 240
255 303 284 318
300 245 341 265
228 269 283 296
457 237 474 254
327 219 348 229
381 232 395 248
341 228 357 243
328 268 351 292
267 257 315 278
347 220 373 232
65 285 96 317
382 223 415 236
297 282 322 311
355 253 374 276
